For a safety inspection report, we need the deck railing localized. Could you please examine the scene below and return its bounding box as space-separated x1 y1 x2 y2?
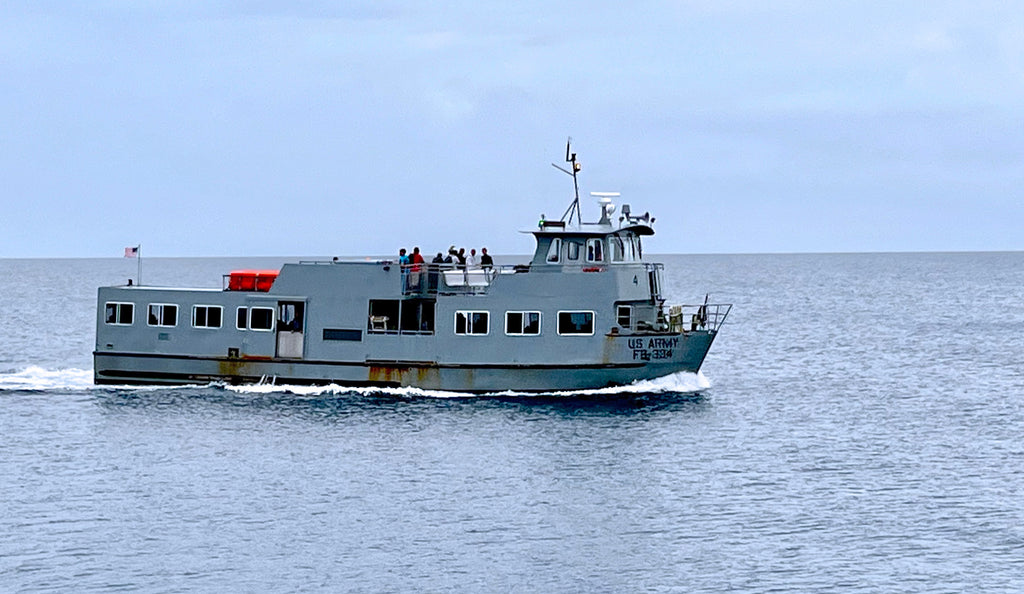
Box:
401 264 527 296
667 303 732 333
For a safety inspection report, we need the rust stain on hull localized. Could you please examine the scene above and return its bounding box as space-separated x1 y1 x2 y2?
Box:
368 365 442 389
217 358 255 383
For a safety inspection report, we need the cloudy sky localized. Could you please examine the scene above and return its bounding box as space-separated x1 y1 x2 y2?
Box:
2 1 1021 257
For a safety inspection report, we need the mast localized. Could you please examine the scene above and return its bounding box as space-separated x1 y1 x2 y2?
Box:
551 137 583 227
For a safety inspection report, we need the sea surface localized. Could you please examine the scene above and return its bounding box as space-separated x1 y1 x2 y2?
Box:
1 253 1022 592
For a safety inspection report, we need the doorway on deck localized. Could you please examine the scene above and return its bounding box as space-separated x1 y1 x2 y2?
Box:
276 301 305 358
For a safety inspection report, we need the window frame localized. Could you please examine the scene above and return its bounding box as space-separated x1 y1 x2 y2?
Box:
104 301 134 325
236 306 248 330
147 303 178 327
192 304 224 329
368 299 400 333
505 311 541 336
557 310 595 336
566 241 581 261
611 235 625 262
546 238 562 263
248 306 275 331
454 310 490 336
586 238 604 263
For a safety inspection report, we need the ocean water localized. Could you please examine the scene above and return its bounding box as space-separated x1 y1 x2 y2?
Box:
1 253 1022 592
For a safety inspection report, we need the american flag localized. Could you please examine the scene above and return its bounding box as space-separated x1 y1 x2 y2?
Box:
124 246 139 258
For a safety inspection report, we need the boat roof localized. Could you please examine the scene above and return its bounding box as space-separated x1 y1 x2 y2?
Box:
523 221 655 237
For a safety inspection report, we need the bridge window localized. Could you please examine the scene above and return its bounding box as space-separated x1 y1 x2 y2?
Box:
567 241 581 261
558 311 594 335
506 311 541 335
104 302 134 325
611 236 625 262
546 238 562 263
192 305 223 329
586 238 604 262
147 303 177 327
455 311 489 335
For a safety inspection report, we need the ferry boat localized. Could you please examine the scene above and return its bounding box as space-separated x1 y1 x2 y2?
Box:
94 146 730 392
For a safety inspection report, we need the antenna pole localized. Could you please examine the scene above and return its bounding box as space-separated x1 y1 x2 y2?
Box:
554 137 582 226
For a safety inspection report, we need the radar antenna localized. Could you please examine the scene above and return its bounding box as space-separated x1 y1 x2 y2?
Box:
551 137 582 226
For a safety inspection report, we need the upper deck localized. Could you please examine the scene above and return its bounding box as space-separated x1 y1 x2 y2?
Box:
526 196 656 268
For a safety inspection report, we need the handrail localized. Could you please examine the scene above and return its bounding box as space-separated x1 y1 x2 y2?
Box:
667 303 732 333
401 263 527 295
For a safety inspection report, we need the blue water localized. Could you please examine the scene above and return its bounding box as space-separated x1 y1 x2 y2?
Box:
1 253 1022 592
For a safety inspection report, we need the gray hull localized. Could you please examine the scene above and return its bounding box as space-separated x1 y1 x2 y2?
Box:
94 329 718 392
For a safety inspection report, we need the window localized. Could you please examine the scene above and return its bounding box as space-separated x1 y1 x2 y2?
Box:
546 238 561 263
147 303 177 327
192 305 223 328
586 238 604 262
567 241 581 261
558 311 595 335
236 307 248 330
401 299 435 334
368 300 399 333
249 307 274 331
506 311 541 335
368 299 434 334
617 305 632 329
455 311 489 335
611 236 625 262
104 302 134 325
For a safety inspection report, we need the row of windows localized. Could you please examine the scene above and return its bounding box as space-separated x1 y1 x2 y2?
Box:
546 235 642 264
454 310 594 336
106 302 596 337
105 302 278 331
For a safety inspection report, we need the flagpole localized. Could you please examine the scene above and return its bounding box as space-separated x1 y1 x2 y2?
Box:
137 244 142 286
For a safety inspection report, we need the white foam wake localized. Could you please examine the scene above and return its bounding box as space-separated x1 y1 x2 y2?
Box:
224 370 711 399
486 370 712 397
225 381 466 399
0 366 96 391
0 366 711 398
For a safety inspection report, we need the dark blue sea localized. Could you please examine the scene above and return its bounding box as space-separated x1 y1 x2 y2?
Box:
1 253 1022 592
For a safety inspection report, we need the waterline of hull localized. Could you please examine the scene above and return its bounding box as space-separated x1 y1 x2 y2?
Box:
93 350 710 393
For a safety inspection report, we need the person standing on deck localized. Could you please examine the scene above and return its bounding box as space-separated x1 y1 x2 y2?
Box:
409 247 425 289
398 248 410 291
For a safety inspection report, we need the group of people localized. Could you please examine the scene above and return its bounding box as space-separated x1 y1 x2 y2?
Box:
398 246 494 270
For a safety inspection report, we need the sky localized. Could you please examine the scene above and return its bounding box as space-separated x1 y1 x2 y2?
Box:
1 1 1022 258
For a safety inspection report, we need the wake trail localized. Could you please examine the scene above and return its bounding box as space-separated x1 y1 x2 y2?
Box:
0 366 711 398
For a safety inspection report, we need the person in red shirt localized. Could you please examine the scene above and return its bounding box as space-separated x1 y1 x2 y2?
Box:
408 246 426 290
411 247 425 272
